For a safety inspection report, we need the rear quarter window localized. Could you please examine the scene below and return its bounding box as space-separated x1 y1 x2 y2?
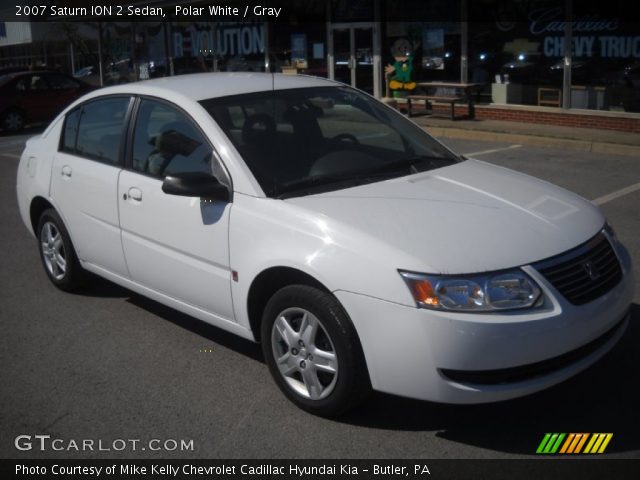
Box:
60 108 80 152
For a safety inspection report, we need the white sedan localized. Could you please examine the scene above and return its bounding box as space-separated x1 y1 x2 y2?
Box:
16 73 634 416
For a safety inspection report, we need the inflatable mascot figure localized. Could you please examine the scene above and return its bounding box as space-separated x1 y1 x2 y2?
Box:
385 38 418 98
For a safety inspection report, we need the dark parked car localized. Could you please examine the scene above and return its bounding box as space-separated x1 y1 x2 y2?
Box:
0 65 53 75
0 71 94 132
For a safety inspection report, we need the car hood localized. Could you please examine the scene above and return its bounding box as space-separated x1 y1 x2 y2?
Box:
285 159 604 274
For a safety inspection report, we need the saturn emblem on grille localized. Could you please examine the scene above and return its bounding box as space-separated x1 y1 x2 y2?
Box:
583 261 601 280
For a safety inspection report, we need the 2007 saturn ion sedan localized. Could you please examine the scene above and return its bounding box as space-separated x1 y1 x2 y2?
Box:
17 73 634 416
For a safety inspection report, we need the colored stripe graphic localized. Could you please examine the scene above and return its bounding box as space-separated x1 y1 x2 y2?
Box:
598 433 614 453
584 433 614 454
536 433 565 454
574 433 589 453
543 433 559 453
550 433 565 453
559 433 575 454
536 433 552 454
537 433 612 454
584 434 600 453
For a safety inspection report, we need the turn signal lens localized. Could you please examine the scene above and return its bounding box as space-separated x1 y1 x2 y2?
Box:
406 278 439 306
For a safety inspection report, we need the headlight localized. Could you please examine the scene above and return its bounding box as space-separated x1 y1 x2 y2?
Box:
399 269 542 312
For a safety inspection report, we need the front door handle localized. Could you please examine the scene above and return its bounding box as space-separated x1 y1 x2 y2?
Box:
61 165 72 178
127 187 143 201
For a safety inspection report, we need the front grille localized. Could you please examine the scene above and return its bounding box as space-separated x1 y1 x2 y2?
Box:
534 232 622 305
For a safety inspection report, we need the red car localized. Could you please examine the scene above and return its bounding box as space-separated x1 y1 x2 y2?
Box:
0 71 94 132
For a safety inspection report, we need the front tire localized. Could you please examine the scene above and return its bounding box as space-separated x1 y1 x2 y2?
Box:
37 209 85 291
261 285 370 416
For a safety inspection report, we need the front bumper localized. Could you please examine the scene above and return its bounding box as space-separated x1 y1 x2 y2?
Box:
335 243 634 404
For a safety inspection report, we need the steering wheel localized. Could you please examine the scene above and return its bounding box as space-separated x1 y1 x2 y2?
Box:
332 133 360 145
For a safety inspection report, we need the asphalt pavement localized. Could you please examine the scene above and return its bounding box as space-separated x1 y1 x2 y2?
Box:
1 129 638 459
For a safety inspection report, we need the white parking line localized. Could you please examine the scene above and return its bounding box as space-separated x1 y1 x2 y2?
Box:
0 153 20 159
464 144 522 157
592 182 640 205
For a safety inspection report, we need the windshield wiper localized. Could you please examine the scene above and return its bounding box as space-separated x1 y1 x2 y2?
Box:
364 155 453 176
275 175 363 199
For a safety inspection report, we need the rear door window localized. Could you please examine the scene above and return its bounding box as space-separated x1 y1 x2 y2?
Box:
60 97 130 166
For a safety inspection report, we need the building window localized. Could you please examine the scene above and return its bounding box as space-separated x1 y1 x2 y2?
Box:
468 1 640 113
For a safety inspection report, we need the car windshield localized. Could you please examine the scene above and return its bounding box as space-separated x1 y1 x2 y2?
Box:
200 86 459 198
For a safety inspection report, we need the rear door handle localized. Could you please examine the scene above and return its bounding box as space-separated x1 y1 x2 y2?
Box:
61 165 72 178
127 187 143 201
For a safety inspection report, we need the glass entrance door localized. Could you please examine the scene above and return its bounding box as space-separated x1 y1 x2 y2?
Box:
331 25 374 95
333 28 352 87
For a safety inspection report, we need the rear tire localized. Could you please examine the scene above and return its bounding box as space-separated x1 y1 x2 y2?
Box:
1 108 25 132
261 284 370 416
37 209 85 291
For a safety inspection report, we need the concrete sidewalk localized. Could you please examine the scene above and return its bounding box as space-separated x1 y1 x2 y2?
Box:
412 116 640 157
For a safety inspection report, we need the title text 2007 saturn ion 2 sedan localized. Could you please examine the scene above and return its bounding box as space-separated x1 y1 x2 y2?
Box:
17 73 634 416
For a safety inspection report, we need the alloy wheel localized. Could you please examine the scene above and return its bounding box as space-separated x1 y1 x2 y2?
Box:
40 221 67 280
271 307 339 400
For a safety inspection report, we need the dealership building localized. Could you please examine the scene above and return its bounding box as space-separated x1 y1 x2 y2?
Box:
1 0 638 132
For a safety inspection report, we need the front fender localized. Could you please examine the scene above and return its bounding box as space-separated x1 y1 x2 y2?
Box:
228 194 417 332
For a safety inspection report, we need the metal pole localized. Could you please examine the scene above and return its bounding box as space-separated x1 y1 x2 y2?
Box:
212 23 218 72
97 22 104 87
349 27 356 87
562 0 572 109
131 23 137 81
327 29 335 80
460 0 468 83
169 21 175 76
327 2 334 80
69 42 75 73
263 22 270 72
372 0 381 98
163 21 170 76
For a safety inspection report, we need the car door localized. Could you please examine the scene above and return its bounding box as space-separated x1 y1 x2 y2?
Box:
118 97 234 321
50 96 132 277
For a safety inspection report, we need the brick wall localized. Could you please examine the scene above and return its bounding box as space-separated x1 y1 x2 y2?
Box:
428 103 640 133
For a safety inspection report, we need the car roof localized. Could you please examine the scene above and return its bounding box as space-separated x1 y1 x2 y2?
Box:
88 72 341 102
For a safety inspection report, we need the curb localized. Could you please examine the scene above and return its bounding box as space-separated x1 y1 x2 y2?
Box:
423 126 640 157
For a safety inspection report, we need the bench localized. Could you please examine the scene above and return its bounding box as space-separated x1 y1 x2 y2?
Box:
406 95 465 120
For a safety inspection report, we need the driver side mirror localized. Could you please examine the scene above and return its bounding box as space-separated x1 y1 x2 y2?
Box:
162 172 230 202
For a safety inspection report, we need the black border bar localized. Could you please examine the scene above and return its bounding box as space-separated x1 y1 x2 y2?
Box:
1 0 639 23
3 459 640 480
